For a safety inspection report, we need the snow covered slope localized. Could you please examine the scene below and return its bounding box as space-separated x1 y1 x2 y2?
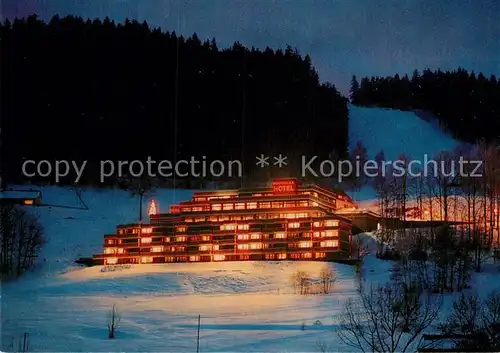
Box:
349 105 459 161
348 105 460 200
0 106 479 352
0 185 393 352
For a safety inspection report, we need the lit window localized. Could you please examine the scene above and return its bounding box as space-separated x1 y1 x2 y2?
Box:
212 204 222 211
250 233 261 239
175 236 187 242
219 215 230 221
237 234 250 240
185 217 194 223
165 237 171 242
192 207 202 212
320 240 339 247
259 202 271 208
220 224 236 231
301 252 312 259
299 201 308 207
194 197 207 202
284 202 295 208
313 232 323 238
238 224 249 230
274 233 286 239
265 254 275 260
272 202 283 208
195 217 205 222
151 246 164 253
249 243 263 249
315 252 326 258
325 220 339 227
142 227 153 234
24 200 34 205
104 248 116 254
239 255 250 260
213 245 219 250
201 235 211 241
299 241 312 248
213 255 225 261
176 226 187 232
311 202 319 207
141 237 152 244
247 202 257 209
105 258 117 265
199 245 212 251
223 203 234 210
141 257 153 263
209 216 218 222
166 256 175 262
232 216 242 221
237 244 249 250
289 222 300 228
117 248 124 254
285 213 296 219
181 207 192 212
235 203 246 210
190 255 200 262
243 215 254 220
313 221 322 227
325 230 339 237
277 253 287 260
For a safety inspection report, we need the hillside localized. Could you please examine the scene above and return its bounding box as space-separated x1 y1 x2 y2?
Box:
351 69 500 143
0 15 348 185
0 104 468 351
348 105 459 200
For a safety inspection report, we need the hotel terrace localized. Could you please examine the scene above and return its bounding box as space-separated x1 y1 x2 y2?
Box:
93 179 360 265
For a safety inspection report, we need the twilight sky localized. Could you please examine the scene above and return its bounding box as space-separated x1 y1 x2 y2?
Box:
3 0 500 95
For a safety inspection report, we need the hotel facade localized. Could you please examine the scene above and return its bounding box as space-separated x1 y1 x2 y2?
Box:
93 179 357 265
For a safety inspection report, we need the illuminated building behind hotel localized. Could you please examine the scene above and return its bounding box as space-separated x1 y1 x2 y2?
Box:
93 179 356 265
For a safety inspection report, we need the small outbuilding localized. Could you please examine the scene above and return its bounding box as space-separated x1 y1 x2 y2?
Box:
0 190 42 206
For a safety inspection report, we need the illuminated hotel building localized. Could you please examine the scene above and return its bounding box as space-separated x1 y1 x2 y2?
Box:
93 179 357 265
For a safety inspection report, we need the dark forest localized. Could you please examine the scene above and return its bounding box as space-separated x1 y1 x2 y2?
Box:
0 15 349 187
350 69 500 143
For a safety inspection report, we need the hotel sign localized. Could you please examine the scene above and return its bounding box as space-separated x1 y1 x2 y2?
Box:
272 179 297 193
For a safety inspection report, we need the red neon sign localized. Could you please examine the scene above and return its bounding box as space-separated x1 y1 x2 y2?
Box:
272 179 297 193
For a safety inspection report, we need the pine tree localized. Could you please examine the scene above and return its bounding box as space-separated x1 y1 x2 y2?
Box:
349 75 360 104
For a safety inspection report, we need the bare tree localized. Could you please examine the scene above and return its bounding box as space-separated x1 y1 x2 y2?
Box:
118 174 156 222
319 266 337 294
336 282 442 353
439 291 500 351
0 205 45 279
107 304 121 339
316 339 329 353
291 270 311 295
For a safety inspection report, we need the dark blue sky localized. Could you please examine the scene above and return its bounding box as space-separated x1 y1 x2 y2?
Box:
3 0 499 95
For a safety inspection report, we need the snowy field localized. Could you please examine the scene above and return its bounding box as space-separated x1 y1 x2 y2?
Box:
2 106 489 352
0 185 390 352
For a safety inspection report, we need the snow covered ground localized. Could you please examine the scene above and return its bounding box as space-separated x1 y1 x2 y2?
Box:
0 185 390 352
1 106 491 352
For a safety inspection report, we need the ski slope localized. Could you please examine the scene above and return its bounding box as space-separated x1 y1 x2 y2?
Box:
348 105 460 200
0 106 485 352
